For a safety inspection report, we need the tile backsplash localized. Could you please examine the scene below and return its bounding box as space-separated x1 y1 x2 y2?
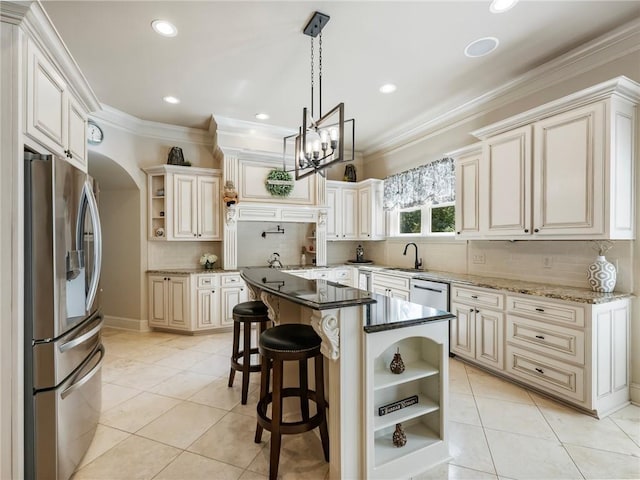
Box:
468 240 632 291
148 241 221 269
237 222 312 267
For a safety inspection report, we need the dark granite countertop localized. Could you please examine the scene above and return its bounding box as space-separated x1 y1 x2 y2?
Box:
241 267 454 333
147 268 232 275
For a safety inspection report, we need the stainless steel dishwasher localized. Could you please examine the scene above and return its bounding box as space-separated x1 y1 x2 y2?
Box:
409 278 450 312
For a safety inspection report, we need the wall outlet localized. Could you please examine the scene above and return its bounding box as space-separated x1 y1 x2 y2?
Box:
543 256 553 269
472 254 486 264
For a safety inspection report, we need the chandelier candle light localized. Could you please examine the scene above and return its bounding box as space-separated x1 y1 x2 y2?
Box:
283 11 355 180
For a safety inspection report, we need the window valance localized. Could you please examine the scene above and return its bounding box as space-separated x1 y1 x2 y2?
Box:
383 157 455 210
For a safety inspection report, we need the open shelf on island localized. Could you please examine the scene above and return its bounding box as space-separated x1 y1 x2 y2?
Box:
374 422 441 468
374 396 439 431
374 360 438 390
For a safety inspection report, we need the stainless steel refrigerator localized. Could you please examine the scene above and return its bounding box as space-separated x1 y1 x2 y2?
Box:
24 150 104 480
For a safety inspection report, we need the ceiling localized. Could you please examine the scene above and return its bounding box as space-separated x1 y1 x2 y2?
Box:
41 1 640 154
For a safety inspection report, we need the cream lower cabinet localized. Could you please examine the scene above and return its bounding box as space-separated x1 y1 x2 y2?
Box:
450 286 504 370
365 321 450 479
149 272 246 332
451 281 630 417
371 272 410 300
148 274 191 330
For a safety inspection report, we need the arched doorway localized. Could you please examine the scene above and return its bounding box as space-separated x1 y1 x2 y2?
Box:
88 152 143 330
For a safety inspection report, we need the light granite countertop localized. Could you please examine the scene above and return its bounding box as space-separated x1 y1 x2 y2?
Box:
147 264 631 305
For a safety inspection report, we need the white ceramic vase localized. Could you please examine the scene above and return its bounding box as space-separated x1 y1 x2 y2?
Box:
587 255 616 293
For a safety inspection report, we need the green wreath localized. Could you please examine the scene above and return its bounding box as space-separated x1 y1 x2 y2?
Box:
265 169 294 197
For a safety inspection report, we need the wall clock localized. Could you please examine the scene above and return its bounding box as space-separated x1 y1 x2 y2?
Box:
87 121 104 145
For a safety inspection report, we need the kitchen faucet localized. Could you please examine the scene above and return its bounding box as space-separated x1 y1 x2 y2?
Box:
403 242 422 270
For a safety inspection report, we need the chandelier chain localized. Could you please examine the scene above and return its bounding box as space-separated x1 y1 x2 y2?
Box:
319 32 323 117
310 37 314 118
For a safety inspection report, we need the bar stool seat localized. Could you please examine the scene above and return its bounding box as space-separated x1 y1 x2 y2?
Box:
254 323 329 480
228 301 271 405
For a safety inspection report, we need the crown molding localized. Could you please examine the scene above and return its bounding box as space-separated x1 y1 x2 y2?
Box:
5 1 101 112
445 142 482 158
471 76 640 139
91 105 215 146
364 16 640 158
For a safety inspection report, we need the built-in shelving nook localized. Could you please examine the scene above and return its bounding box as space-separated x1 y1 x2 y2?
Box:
365 321 450 479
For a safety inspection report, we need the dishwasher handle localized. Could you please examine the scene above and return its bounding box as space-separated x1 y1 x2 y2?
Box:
413 285 444 293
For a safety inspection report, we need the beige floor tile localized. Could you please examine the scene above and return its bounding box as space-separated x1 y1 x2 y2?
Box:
538 400 640 456
154 451 244 480
126 344 183 364
159 335 212 350
100 391 181 433
565 444 640 479
449 393 481 426
485 428 582 479
231 387 262 417
475 397 556 440
137 401 227 449
414 462 499 479
189 377 253 410
150 370 217 400
239 470 269 480
189 333 234 355
189 353 235 377
101 382 142 412
448 421 496 474
610 404 640 446
103 358 182 390
77 424 130 469
449 360 473 395
467 370 534 405
247 430 329 480
72 435 180 480
188 412 267 469
153 348 212 370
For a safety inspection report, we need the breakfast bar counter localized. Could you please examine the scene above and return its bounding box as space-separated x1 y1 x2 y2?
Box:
240 267 455 479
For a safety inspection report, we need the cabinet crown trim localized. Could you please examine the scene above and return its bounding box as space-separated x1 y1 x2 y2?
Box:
472 76 640 139
144 165 221 176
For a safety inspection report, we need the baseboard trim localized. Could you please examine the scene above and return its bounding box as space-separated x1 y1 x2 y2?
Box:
103 315 150 332
630 382 640 406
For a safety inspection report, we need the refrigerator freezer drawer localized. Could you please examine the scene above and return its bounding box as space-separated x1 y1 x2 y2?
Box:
33 344 104 480
32 311 103 390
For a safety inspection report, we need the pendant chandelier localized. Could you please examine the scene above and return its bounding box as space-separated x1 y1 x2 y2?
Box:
283 11 355 180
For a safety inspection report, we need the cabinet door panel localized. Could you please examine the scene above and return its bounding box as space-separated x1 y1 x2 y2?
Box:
358 187 372 238
450 302 475 359
221 287 247 327
168 278 190 329
27 39 66 151
533 103 604 235
198 176 220 240
455 154 481 237
326 187 340 239
148 277 168 326
173 175 198 239
482 125 532 236
67 96 87 169
197 289 219 329
342 188 358 239
476 309 504 370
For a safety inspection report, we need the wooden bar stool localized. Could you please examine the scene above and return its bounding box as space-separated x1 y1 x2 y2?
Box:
228 300 271 404
254 323 329 480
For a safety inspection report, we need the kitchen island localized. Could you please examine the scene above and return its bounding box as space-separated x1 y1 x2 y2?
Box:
240 267 455 479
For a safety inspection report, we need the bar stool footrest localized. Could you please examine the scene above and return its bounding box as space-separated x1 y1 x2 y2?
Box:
256 388 324 435
231 347 262 372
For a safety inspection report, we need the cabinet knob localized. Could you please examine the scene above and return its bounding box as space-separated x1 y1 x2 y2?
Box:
212 290 215 293
534 228 540 233
198 234 201 237
535 335 545 340
471 295 478 299
524 229 529 233
164 277 167 280
469 308 474 312
475 309 479 313
193 234 197 237
535 368 544 374
457 231 461 235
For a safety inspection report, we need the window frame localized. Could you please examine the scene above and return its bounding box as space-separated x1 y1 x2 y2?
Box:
389 201 455 238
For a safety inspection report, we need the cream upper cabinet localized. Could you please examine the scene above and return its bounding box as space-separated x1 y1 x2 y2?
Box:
466 77 639 240
532 102 605 236
451 144 482 239
145 165 222 241
357 179 385 240
26 38 88 171
326 179 384 241
481 125 532 237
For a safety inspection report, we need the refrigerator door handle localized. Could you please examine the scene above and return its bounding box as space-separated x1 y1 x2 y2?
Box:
61 345 104 400
81 181 102 312
59 315 104 353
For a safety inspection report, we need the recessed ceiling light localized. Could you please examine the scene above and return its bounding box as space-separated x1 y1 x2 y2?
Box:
490 0 519 13
464 37 499 58
379 84 397 94
163 96 180 104
151 19 178 37
255 113 270 120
